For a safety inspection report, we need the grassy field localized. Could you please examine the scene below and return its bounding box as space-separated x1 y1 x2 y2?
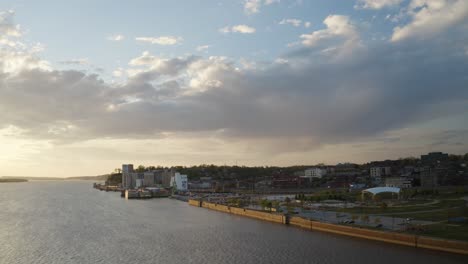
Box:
415 223 468 242
334 198 468 241
336 199 466 216
390 206 468 222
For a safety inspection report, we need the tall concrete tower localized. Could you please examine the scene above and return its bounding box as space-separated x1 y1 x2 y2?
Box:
122 164 134 189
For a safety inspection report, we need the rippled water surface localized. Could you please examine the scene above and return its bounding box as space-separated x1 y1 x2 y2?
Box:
1 181 467 264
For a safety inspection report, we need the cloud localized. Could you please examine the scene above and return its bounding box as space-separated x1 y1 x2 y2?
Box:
0 10 23 48
135 36 183 45
355 0 403 9
196 45 211 52
126 51 197 83
107 34 124 41
244 0 279 15
391 0 468 42
304 21 312 28
0 45 50 74
1 9 467 158
0 10 21 37
279 18 302 27
220 25 256 34
59 58 89 65
298 15 360 57
112 68 124 78
1 34 467 153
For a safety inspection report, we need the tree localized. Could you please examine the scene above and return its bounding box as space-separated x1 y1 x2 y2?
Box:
136 165 146 172
272 200 280 211
260 199 269 210
106 173 122 185
361 215 370 225
374 217 381 225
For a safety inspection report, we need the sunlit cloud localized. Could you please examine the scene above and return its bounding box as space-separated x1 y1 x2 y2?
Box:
135 36 183 45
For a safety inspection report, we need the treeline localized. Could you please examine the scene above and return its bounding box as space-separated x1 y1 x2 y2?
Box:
106 152 468 182
123 164 313 180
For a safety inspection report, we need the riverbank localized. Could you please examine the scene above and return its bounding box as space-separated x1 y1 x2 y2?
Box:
189 199 468 255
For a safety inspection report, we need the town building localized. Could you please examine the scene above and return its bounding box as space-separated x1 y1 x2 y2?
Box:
122 164 178 189
421 152 449 164
171 172 188 191
272 175 304 188
419 167 439 187
370 167 391 178
304 167 327 178
333 163 360 177
385 177 412 188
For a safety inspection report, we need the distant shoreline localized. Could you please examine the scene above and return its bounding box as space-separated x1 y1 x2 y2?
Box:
0 179 28 183
0 176 106 181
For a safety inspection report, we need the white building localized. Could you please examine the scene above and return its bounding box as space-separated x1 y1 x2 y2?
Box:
171 172 188 191
304 167 326 178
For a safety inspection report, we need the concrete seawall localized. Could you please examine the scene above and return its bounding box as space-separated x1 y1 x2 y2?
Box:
189 199 468 255
199 201 286 224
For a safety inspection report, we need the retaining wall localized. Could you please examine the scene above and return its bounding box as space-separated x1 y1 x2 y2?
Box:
188 199 201 207
188 199 468 255
199 201 285 224
418 236 468 255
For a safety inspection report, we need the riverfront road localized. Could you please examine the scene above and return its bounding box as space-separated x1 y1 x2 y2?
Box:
0 181 467 264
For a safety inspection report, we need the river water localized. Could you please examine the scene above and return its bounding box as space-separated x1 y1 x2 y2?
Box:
0 181 466 264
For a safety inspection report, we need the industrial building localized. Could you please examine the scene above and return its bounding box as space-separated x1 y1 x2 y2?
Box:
121 164 179 189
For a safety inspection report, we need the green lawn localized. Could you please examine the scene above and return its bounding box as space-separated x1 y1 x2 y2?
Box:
416 223 468 242
336 199 466 216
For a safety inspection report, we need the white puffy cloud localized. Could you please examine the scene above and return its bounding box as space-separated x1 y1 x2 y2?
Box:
244 0 279 14
299 15 360 57
107 34 124 41
220 25 256 34
391 0 468 42
0 10 21 38
0 40 50 74
187 56 235 92
135 36 183 45
279 18 302 27
196 45 211 52
127 51 196 82
355 0 403 9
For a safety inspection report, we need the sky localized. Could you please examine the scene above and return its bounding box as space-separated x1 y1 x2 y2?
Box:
0 0 467 177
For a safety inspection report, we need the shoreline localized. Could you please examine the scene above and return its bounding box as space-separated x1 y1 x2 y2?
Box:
0 179 28 183
189 199 468 255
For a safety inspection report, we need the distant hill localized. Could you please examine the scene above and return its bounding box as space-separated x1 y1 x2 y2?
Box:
1 175 108 181
65 175 108 181
0 178 28 183
0 176 63 181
